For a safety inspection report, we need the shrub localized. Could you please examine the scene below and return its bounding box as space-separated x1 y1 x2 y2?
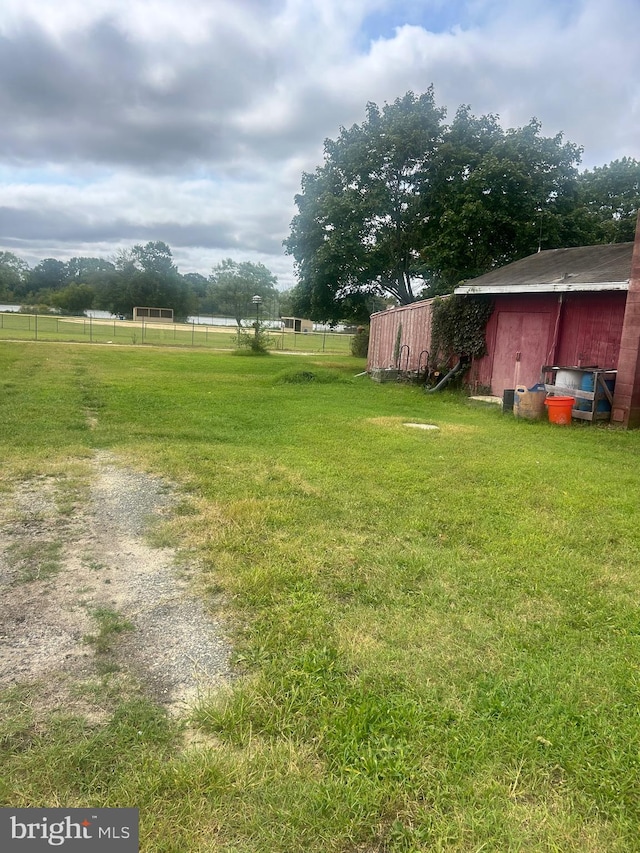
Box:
350 326 370 358
234 320 274 355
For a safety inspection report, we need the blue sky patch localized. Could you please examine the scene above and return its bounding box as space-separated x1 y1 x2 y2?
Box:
360 0 472 44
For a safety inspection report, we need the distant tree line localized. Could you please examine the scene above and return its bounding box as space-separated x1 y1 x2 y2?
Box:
285 88 640 323
0 241 293 324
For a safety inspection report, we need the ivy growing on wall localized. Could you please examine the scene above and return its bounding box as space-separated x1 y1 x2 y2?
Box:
393 323 403 366
430 295 494 364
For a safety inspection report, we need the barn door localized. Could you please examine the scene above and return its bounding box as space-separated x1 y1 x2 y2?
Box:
490 312 551 396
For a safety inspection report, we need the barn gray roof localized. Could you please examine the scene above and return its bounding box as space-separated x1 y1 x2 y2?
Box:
455 242 634 294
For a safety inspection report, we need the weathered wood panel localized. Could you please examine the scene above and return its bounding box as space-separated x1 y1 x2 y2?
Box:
471 294 557 394
555 292 626 369
472 291 626 396
368 299 435 373
612 212 640 426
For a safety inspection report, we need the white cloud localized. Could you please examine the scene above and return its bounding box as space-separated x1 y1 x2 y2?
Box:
0 0 638 284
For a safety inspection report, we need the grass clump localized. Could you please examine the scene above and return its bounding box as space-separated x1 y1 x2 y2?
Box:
8 540 63 583
83 607 134 655
274 368 346 384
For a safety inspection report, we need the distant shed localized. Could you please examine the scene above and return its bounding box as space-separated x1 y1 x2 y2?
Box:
133 306 174 323
281 316 313 334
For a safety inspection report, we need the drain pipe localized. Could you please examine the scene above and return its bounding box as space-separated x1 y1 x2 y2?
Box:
425 358 467 393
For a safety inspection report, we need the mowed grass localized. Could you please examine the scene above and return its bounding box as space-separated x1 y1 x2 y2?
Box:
1 341 640 852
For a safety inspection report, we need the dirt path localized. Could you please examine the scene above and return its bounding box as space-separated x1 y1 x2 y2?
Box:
0 452 232 718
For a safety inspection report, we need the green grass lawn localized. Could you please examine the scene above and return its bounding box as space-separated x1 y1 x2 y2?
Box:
1 341 639 852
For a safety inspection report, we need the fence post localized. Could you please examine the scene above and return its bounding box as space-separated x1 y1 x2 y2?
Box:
35 312 38 341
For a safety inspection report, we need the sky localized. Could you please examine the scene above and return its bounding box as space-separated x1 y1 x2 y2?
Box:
1 0 639 289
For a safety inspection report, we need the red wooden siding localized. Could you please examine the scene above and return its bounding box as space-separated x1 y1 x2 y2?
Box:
472 292 626 395
368 299 435 372
488 311 552 393
369 291 628 398
470 294 557 395
611 211 640 427
555 292 626 369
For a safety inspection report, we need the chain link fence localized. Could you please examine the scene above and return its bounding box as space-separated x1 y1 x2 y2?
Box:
0 312 355 354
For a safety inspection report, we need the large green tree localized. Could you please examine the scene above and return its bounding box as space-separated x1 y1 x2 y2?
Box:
423 108 584 287
284 91 592 320
572 157 640 244
208 259 278 326
285 90 445 321
50 282 96 314
26 258 68 298
131 241 178 276
97 242 196 320
0 251 30 300
65 256 116 282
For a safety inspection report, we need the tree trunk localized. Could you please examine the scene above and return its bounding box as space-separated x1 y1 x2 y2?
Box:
394 273 415 305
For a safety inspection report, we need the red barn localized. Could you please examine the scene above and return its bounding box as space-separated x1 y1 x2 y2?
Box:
368 212 640 427
455 244 630 397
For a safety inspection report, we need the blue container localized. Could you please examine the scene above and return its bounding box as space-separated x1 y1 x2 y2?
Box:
578 373 592 411
580 373 615 412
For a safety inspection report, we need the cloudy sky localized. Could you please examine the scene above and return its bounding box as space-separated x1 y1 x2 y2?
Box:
1 0 639 288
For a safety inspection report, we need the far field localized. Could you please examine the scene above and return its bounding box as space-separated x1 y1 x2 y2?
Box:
1 340 639 853
0 311 354 354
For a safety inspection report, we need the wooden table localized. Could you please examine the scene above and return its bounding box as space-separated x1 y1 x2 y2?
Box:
542 366 617 423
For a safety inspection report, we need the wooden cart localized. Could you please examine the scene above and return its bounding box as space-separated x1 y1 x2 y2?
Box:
542 366 617 423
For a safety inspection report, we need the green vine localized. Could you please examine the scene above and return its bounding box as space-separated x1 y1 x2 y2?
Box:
430 295 494 364
393 322 403 366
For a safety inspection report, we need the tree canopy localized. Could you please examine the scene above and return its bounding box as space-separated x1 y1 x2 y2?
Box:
0 244 283 325
208 259 278 326
50 283 96 314
88 242 195 320
28 258 68 295
0 251 30 300
573 158 640 244
285 91 446 319
285 89 640 322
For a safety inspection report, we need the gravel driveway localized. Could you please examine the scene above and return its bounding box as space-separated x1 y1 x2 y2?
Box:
0 451 232 718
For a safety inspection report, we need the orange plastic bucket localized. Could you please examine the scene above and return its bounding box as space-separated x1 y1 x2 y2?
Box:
544 395 574 425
